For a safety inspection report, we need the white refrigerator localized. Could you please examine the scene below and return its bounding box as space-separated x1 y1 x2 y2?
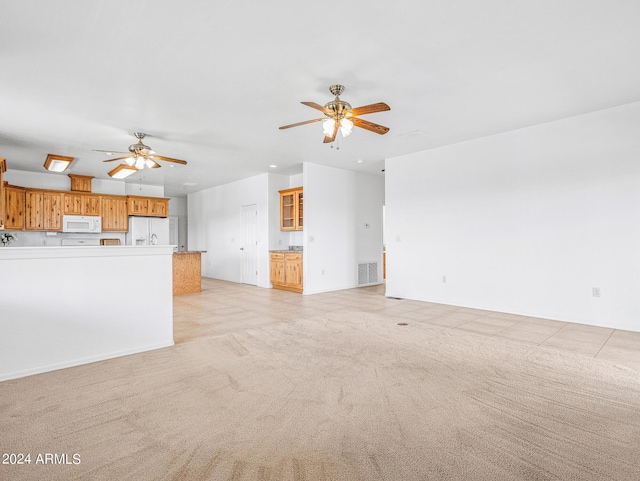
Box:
126 217 170 246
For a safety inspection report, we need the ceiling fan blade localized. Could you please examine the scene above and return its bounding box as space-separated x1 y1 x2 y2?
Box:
323 121 339 143
279 118 325 130
148 159 161 168
352 117 390 135
152 155 188 165
301 102 333 115
93 149 128 154
346 102 390 117
102 156 132 162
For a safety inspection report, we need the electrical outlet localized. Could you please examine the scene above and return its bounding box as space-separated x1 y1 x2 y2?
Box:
396 235 401 242
592 287 601 297
442 276 447 283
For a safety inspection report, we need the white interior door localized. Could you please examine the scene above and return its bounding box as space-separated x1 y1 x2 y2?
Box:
241 204 258 285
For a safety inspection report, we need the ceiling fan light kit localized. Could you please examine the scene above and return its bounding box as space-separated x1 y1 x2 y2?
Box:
97 132 187 176
279 85 390 143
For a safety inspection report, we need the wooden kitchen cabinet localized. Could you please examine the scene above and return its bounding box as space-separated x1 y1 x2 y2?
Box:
25 190 63 231
0 161 169 232
67 174 93 192
279 187 303 231
127 196 148 216
0 159 5 229
270 252 285 285
284 252 303 289
44 192 63 230
101 195 128 232
63 192 101 216
4 185 25 230
127 195 169 217
148 198 168 217
270 251 302 293
83 194 101 216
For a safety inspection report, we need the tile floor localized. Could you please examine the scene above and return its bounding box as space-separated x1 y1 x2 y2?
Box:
174 278 640 372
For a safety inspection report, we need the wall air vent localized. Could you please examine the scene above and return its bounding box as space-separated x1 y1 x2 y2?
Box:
358 262 379 285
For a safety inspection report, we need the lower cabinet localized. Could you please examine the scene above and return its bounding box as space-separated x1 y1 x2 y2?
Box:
270 252 303 293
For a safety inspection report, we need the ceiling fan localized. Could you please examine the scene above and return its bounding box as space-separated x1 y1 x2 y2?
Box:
279 85 390 143
95 133 187 176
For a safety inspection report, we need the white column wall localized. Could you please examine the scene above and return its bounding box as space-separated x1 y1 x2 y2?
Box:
386 102 640 331
303 163 385 294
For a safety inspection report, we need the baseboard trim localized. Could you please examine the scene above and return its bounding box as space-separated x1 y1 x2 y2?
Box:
0 340 175 382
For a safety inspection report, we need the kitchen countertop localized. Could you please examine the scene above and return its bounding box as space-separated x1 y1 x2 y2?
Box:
173 251 206 254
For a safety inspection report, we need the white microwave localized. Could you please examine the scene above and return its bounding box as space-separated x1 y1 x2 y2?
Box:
62 215 102 233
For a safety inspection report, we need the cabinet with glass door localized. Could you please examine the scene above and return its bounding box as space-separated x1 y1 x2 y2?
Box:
279 187 303 231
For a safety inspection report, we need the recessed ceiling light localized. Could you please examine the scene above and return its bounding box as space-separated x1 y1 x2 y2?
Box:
356 159 364 164
182 182 197 186
269 164 278 168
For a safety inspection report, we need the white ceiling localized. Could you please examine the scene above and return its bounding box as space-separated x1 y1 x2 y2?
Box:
2 1 640 197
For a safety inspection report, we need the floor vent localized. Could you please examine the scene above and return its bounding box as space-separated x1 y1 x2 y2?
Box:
358 262 378 285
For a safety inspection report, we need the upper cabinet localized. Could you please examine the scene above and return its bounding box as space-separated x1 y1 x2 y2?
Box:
25 190 63 231
67 174 93 193
0 159 5 229
127 196 169 217
279 187 303 231
63 192 101 216
4 185 25 230
101 195 128 232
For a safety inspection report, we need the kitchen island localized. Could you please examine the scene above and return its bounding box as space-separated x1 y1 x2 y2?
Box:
0 245 174 381
172 251 203 295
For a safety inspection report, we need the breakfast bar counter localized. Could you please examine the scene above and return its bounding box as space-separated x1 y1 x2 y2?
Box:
0 245 174 381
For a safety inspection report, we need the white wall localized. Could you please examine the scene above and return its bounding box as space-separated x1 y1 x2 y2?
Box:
386 102 640 331
5 169 166 198
169 196 188 216
125 183 164 197
6 170 76 191
169 196 188 251
303 163 385 294
188 173 271 287
0 246 174 381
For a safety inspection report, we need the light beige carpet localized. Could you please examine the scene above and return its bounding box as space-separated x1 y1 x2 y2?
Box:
1 311 640 480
